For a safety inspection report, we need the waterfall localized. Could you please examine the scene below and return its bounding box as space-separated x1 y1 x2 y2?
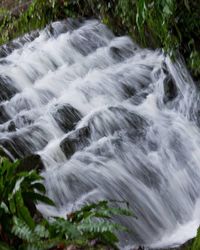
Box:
0 19 200 249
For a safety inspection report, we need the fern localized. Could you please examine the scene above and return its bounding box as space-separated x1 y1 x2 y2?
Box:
71 200 134 222
12 217 37 242
0 157 133 249
49 218 82 240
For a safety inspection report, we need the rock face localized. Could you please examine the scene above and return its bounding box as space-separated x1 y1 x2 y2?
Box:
163 75 178 103
60 126 90 159
0 125 50 159
0 146 44 171
52 104 82 133
0 104 10 124
7 121 16 132
17 154 45 172
0 76 18 101
161 61 178 103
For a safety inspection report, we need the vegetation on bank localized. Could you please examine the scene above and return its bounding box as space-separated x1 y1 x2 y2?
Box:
0 0 200 78
0 157 133 250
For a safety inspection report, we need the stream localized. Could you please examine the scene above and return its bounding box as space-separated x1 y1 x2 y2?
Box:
0 19 200 249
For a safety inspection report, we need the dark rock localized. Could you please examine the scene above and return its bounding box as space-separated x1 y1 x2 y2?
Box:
0 46 8 58
45 20 70 38
17 154 44 172
8 121 16 132
70 23 112 56
60 126 90 159
0 125 50 159
0 103 10 124
130 91 149 105
88 106 148 139
161 61 169 75
123 84 136 98
110 45 135 62
0 137 31 159
0 75 18 101
52 104 82 133
0 59 11 65
11 95 34 113
14 111 37 128
65 18 85 32
163 75 178 103
0 30 39 59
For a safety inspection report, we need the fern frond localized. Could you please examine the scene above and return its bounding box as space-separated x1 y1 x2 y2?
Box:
78 219 127 234
12 216 37 243
34 224 49 239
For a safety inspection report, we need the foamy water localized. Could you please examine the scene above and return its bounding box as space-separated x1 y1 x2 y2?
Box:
0 19 200 248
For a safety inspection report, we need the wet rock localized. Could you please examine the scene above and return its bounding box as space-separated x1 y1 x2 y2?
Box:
0 46 8 58
17 30 40 45
161 61 169 75
0 59 11 65
65 18 85 32
8 121 16 132
0 146 44 170
0 126 50 159
70 22 113 56
130 91 149 105
110 45 135 61
0 75 18 101
17 154 44 172
123 84 136 98
45 20 69 38
163 75 178 103
0 31 39 59
52 104 82 133
60 126 90 159
14 115 34 128
161 60 178 103
0 137 32 159
0 104 10 124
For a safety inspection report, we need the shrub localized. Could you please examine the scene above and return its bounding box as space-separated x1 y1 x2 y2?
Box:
0 157 133 250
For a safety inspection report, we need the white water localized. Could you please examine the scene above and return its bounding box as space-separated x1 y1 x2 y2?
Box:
0 19 200 248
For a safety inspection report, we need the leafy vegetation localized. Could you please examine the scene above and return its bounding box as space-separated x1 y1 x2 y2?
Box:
0 157 133 250
0 0 200 78
190 228 200 250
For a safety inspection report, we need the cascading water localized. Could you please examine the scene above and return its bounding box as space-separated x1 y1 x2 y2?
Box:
0 19 200 249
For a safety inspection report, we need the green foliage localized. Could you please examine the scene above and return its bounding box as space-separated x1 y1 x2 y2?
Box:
132 0 200 76
0 157 54 247
13 199 133 249
191 227 200 250
1 0 199 77
0 157 133 249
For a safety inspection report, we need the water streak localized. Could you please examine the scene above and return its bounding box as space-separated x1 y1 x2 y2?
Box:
0 19 200 248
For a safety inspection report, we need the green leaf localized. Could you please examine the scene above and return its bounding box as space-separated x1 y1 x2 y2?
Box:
31 183 46 194
0 202 10 214
50 218 81 240
23 192 55 206
14 191 35 229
